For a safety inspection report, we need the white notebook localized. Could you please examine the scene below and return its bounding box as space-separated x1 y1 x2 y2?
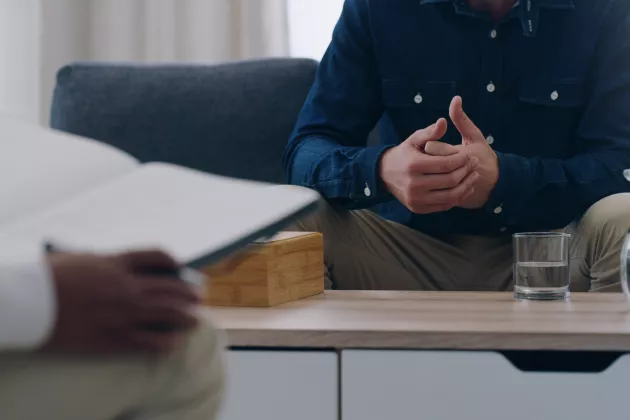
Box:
0 119 322 268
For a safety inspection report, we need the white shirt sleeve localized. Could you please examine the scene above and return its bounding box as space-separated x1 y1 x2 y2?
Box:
0 245 56 351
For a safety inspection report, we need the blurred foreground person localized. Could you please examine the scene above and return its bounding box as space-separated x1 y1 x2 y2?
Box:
0 248 225 420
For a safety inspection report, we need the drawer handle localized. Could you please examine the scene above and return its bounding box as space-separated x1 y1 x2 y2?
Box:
501 351 622 374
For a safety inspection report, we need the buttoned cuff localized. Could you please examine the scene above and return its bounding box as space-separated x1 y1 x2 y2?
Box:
351 144 396 203
484 151 532 220
311 144 395 208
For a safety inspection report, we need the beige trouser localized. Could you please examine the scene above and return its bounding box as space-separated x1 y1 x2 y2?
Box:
297 194 630 293
0 313 225 420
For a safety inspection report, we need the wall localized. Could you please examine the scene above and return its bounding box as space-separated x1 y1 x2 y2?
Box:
39 0 91 125
0 0 40 122
287 0 343 60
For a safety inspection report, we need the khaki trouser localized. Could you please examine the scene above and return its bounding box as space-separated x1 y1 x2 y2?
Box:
297 194 630 293
0 313 225 420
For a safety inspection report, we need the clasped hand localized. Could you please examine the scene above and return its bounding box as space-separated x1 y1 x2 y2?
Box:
379 96 499 214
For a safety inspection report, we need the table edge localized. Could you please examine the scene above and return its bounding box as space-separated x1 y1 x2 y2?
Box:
224 329 630 352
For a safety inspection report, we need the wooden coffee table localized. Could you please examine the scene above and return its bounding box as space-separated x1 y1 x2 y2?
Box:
209 291 630 420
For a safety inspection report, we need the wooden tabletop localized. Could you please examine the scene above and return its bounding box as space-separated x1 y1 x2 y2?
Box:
207 291 630 351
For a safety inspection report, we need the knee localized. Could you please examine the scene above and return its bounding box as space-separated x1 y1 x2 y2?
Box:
187 314 227 379
579 194 630 239
294 200 351 237
177 315 227 410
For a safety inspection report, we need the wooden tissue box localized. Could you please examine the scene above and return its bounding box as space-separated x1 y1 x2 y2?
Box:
203 232 324 307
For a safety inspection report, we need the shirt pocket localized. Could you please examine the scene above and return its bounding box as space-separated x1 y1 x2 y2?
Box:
516 79 585 157
381 79 457 143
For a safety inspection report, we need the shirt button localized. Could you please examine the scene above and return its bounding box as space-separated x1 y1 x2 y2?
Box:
364 184 372 197
490 29 498 39
624 169 630 181
494 206 503 215
486 135 495 145
550 90 559 101
414 94 423 104
487 82 496 93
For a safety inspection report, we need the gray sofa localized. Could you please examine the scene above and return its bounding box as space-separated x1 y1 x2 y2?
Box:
50 58 319 184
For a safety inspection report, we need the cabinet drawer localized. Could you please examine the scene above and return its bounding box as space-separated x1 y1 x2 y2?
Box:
342 350 628 420
219 350 338 420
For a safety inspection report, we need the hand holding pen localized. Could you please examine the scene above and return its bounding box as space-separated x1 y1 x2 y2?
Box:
43 245 205 355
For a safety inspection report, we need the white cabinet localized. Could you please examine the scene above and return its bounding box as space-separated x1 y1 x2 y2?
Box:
219 350 338 420
342 350 629 420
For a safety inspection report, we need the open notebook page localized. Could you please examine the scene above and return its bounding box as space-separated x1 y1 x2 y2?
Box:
0 120 138 228
0 163 321 267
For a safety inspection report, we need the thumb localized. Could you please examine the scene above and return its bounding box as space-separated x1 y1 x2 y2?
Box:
449 96 483 144
406 118 448 150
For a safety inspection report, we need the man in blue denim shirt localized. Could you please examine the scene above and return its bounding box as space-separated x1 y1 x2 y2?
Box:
284 0 630 292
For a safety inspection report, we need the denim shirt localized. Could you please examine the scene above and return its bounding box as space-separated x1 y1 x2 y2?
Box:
283 0 630 235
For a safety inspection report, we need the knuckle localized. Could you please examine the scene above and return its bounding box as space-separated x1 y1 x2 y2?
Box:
453 152 470 168
404 188 417 202
402 160 416 175
411 178 427 191
454 191 467 204
441 158 455 172
446 173 460 188
408 194 423 208
448 188 464 201
404 180 427 200
465 173 478 187
401 179 413 194
413 188 430 203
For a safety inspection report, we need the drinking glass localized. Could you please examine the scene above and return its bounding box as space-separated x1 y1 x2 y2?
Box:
513 232 571 301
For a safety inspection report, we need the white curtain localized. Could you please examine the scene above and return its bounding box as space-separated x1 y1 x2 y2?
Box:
0 0 288 123
0 0 40 122
78 0 289 62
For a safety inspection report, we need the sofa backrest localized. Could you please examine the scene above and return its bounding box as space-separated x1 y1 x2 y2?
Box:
50 58 319 184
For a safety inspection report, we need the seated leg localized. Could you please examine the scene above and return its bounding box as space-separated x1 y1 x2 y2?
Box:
294 201 508 291
0 316 226 420
573 193 630 292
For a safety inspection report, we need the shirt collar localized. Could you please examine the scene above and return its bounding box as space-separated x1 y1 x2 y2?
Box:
419 0 575 9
